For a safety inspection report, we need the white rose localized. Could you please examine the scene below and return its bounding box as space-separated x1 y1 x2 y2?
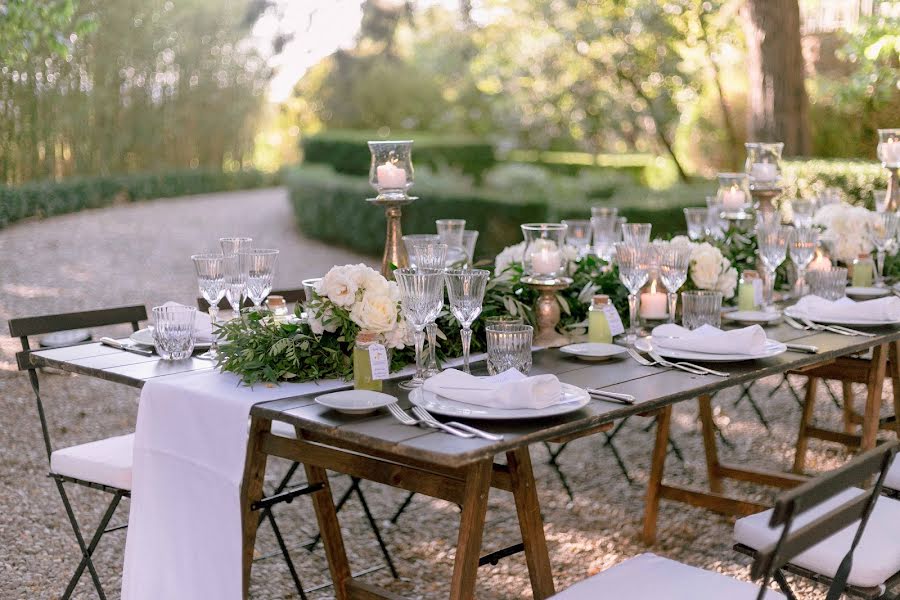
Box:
384 319 411 350
669 235 694 247
348 264 389 296
717 265 738 299
689 243 724 291
495 241 527 279
350 292 398 333
320 266 359 308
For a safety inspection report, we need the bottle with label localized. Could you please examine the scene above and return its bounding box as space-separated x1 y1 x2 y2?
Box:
852 254 875 288
588 294 613 343
353 332 383 391
738 270 762 311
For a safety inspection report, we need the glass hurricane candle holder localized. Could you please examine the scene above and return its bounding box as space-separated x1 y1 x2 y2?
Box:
745 142 784 190
878 129 900 168
716 173 752 218
368 140 414 201
521 223 568 283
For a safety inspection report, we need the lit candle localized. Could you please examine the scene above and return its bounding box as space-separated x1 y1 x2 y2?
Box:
880 140 900 166
722 186 746 212
808 250 832 271
531 245 563 275
750 162 777 182
640 280 668 320
376 163 407 189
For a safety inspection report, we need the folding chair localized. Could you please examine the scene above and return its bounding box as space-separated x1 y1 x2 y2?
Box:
200 290 398 581
555 440 899 600
10 305 147 600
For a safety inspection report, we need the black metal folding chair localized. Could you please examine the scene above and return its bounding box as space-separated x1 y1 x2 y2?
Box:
553 440 899 600
199 290 399 581
11 305 147 600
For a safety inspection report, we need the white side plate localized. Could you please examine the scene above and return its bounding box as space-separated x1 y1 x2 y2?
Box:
315 390 397 415
846 286 890 299
723 310 781 325
409 384 591 421
559 343 627 361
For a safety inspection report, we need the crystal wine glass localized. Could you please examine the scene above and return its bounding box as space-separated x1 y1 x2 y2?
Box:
756 226 789 309
394 268 445 390
789 227 819 297
445 269 490 374
615 242 653 345
413 242 448 377
622 223 652 245
240 249 279 308
705 195 725 240
222 254 244 316
683 208 708 241
591 210 619 263
871 212 900 287
657 242 692 323
561 219 592 258
220 237 252 257
191 253 225 360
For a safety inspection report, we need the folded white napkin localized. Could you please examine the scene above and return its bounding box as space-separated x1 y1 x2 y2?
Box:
652 323 768 356
159 301 214 342
422 368 563 410
792 296 900 323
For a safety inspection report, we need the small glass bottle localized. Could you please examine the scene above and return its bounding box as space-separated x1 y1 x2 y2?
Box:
738 270 761 311
353 332 383 391
588 294 613 344
852 254 875 288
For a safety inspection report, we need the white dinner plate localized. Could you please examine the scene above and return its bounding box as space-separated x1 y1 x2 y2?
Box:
846 286 890 299
722 310 781 325
783 305 900 327
559 343 627 362
130 327 213 350
409 384 591 421
635 337 787 362
315 390 397 415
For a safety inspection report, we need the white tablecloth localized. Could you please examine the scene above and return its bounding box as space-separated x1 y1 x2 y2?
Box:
121 370 349 600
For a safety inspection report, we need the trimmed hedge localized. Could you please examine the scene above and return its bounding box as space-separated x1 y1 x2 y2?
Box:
781 159 888 207
301 130 496 180
0 169 275 229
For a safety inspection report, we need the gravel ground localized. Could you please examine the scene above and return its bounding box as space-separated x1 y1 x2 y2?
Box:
0 188 892 598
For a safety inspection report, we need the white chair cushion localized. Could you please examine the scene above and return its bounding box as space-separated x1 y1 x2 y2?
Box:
552 553 784 599
734 488 900 588
50 433 134 491
270 420 296 438
884 460 900 492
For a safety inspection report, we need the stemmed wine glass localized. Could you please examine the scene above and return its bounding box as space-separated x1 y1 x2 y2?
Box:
413 242 448 377
220 237 252 257
756 226 789 310
191 253 225 360
239 249 279 308
444 269 490 374
622 223 652 244
615 242 654 345
871 212 899 287
657 242 692 323
591 208 619 263
222 254 244 316
394 268 445 390
789 228 819 297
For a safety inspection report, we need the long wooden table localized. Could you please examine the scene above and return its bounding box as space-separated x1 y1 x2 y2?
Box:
26 320 900 599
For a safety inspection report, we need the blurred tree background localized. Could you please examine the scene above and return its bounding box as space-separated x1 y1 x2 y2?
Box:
1 0 898 187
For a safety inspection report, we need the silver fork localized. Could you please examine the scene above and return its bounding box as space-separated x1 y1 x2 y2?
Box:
387 403 473 438
783 314 809 331
798 316 863 337
626 346 658 367
627 345 706 375
410 406 477 438
410 406 504 441
647 350 729 378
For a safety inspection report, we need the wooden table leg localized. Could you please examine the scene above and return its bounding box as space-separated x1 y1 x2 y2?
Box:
697 395 723 494
642 405 672 545
842 381 856 435
891 342 900 440
449 459 493 600
861 344 888 451
240 416 271 599
305 463 353 600
507 447 555 599
793 377 818 474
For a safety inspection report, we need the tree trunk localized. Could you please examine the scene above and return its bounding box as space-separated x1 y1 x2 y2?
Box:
742 0 811 156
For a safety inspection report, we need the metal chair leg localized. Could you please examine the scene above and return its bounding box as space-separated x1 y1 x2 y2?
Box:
773 568 800 600
390 491 416 524
57 480 119 600
351 478 399 578
602 418 634 484
542 441 575 501
769 373 804 407
733 382 771 431
825 379 844 410
264 509 308 599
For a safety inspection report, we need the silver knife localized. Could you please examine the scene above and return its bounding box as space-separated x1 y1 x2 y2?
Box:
786 343 818 354
100 337 154 356
587 388 636 405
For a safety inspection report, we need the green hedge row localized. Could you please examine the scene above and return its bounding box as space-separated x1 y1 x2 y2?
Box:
781 159 888 207
301 130 496 180
0 169 275 228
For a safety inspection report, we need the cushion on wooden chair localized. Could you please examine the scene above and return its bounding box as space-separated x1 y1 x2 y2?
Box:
884 460 900 492
50 433 134 491
734 488 900 589
552 553 785 599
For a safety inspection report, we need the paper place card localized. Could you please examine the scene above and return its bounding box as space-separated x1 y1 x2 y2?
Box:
602 305 626 336
368 343 390 380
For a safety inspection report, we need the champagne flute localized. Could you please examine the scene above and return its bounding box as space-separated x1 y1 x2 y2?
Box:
191 253 225 359
444 269 490 374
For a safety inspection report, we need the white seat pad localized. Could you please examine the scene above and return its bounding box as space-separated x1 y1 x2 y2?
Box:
50 433 134 491
884 460 900 492
552 553 784 599
734 488 900 588
270 420 297 438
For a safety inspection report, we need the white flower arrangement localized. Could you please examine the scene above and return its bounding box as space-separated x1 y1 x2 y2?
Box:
669 236 738 299
308 263 409 349
812 203 879 264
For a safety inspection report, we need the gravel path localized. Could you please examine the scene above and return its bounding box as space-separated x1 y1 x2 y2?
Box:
0 189 892 598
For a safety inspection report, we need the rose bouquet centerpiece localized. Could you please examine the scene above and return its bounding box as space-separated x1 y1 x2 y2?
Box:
667 236 738 299
812 202 878 265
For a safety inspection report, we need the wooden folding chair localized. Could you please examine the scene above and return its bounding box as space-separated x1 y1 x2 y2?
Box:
10 305 147 600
